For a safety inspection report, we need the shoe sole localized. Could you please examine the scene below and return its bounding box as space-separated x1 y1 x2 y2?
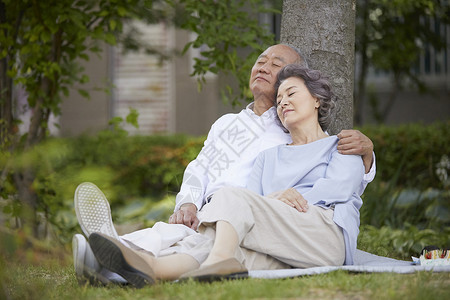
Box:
72 234 111 286
72 234 87 284
179 257 248 283
89 233 155 288
187 272 248 283
74 182 119 239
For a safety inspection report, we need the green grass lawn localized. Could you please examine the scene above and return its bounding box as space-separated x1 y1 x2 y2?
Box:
2 254 449 300
1 227 449 300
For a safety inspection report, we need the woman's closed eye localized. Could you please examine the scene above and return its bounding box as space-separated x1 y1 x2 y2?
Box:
276 97 282 106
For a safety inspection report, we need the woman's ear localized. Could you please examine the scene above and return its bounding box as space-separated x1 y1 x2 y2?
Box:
314 98 320 108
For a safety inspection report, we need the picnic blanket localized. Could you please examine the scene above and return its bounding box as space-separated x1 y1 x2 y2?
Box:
250 249 450 278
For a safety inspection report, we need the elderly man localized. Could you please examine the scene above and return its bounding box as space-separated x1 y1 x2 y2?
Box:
73 44 375 285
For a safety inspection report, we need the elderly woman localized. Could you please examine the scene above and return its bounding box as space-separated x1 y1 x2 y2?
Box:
88 64 365 285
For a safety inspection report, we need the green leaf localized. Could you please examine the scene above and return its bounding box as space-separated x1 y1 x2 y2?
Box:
108 116 123 126
117 6 127 17
40 30 52 43
79 53 90 61
80 74 90 84
78 89 90 99
98 10 109 17
109 19 117 31
0 49 7 59
104 33 117 45
125 108 139 129
181 41 194 55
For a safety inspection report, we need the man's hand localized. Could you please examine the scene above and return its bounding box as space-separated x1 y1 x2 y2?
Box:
168 203 199 230
337 129 374 173
269 188 309 213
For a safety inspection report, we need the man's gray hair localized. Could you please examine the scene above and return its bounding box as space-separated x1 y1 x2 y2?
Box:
283 44 309 68
274 64 336 132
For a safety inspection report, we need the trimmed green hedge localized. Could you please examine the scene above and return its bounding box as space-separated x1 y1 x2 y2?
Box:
360 121 450 189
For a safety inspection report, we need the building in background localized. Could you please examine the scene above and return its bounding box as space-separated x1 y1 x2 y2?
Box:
59 22 234 137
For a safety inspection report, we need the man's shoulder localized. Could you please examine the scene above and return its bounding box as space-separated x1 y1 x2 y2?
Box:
212 109 248 127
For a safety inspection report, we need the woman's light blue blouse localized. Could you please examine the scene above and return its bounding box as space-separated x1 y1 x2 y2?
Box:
246 136 365 265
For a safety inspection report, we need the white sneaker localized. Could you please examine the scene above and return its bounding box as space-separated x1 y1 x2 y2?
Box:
74 182 120 239
72 234 109 285
73 234 128 285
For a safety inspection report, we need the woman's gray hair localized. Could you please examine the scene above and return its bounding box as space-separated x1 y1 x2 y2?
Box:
274 64 336 132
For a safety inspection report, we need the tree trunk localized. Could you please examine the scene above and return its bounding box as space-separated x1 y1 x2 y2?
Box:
280 0 356 134
16 30 62 237
13 170 39 237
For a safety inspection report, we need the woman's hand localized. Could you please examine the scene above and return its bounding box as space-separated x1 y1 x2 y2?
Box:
269 188 309 213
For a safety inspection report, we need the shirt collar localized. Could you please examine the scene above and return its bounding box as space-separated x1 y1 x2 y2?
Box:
245 102 278 119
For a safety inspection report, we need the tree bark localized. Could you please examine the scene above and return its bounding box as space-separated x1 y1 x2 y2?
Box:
280 0 356 134
13 171 39 237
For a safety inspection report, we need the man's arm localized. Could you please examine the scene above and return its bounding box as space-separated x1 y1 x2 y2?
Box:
337 129 374 173
169 158 209 229
168 118 220 229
